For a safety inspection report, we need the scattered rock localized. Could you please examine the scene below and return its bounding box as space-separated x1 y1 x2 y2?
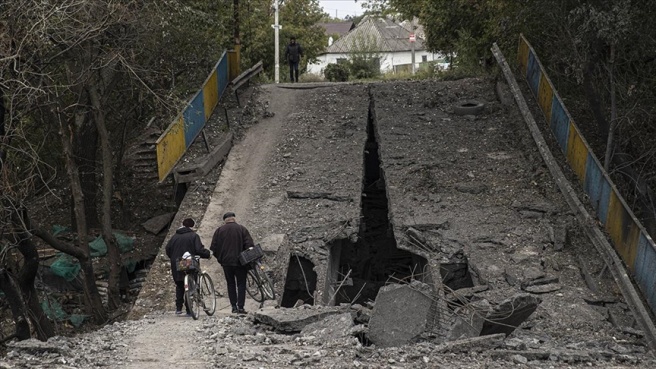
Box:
455 182 488 194
481 294 541 336
141 212 176 234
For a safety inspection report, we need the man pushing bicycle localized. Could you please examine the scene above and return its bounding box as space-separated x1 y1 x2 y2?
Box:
165 218 211 316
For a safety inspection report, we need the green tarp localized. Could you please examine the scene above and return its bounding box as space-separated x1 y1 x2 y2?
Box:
41 298 87 327
50 231 136 280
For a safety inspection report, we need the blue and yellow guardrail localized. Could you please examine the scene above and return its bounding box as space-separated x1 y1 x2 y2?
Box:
517 34 656 314
156 51 233 182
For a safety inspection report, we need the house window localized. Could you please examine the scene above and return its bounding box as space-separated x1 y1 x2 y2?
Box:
336 58 347 64
422 55 428 63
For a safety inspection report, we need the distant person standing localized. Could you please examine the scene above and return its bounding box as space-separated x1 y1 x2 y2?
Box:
210 212 254 314
165 218 211 316
285 36 303 82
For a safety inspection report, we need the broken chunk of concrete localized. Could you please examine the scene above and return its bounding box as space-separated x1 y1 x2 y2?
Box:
259 233 286 255
480 294 541 336
522 283 562 294
521 276 559 289
141 212 176 234
436 333 506 353
550 225 568 251
286 191 351 202
445 299 491 341
253 306 344 333
455 182 488 194
368 281 433 347
300 313 354 341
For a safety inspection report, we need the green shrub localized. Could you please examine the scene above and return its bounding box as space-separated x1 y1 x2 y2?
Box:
324 63 350 82
348 57 379 80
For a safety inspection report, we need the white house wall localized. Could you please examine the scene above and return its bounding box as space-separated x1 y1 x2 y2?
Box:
307 50 443 76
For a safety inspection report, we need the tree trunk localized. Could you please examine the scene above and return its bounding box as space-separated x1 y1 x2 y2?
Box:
0 87 6 164
233 0 240 46
57 109 107 323
89 86 121 310
604 44 617 171
73 114 100 230
582 59 610 142
11 208 56 340
0 269 31 341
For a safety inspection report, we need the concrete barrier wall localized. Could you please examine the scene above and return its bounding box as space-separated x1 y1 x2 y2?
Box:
517 34 656 314
156 51 229 181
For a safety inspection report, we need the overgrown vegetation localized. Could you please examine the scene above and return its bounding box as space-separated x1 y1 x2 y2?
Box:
325 64 350 82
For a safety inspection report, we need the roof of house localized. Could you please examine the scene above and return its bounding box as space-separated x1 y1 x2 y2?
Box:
317 21 355 37
324 16 425 54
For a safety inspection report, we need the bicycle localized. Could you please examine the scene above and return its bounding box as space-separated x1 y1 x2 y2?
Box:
183 255 217 320
242 246 276 306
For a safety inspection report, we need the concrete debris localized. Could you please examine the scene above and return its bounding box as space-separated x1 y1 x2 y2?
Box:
436 333 505 353
550 224 568 251
253 306 345 333
368 281 433 347
141 212 176 234
454 182 488 194
511 199 558 214
445 284 489 304
522 283 562 294
259 233 286 255
480 294 541 336
286 190 352 202
300 313 354 341
445 299 491 341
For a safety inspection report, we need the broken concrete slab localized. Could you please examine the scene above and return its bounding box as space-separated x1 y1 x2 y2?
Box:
445 299 491 341
480 294 541 336
521 275 559 288
286 190 352 202
253 306 345 333
455 182 488 194
141 212 176 234
445 285 489 305
436 333 506 353
368 281 433 347
300 313 354 341
550 224 568 251
522 283 561 294
259 233 286 255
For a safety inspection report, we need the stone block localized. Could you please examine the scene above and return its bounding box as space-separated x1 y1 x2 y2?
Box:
301 313 354 341
253 306 344 333
368 281 433 347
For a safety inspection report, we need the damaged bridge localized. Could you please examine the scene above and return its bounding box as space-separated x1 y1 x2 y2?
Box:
123 77 656 367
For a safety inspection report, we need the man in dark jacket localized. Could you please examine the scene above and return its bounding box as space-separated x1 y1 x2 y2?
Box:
284 36 303 82
165 218 211 315
210 212 254 314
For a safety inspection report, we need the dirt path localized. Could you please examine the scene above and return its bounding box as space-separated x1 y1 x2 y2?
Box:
122 84 297 368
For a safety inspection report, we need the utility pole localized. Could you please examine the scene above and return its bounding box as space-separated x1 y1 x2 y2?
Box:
410 24 416 75
272 0 281 83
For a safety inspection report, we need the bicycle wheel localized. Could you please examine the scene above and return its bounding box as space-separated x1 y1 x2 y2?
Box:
199 273 216 316
185 274 201 320
254 266 276 300
246 270 264 302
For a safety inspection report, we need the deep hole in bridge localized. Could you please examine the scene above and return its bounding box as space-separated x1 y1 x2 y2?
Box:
280 255 317 307
326 94 429 305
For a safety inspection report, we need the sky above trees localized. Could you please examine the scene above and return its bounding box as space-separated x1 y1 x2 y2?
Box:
318 0 364 18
